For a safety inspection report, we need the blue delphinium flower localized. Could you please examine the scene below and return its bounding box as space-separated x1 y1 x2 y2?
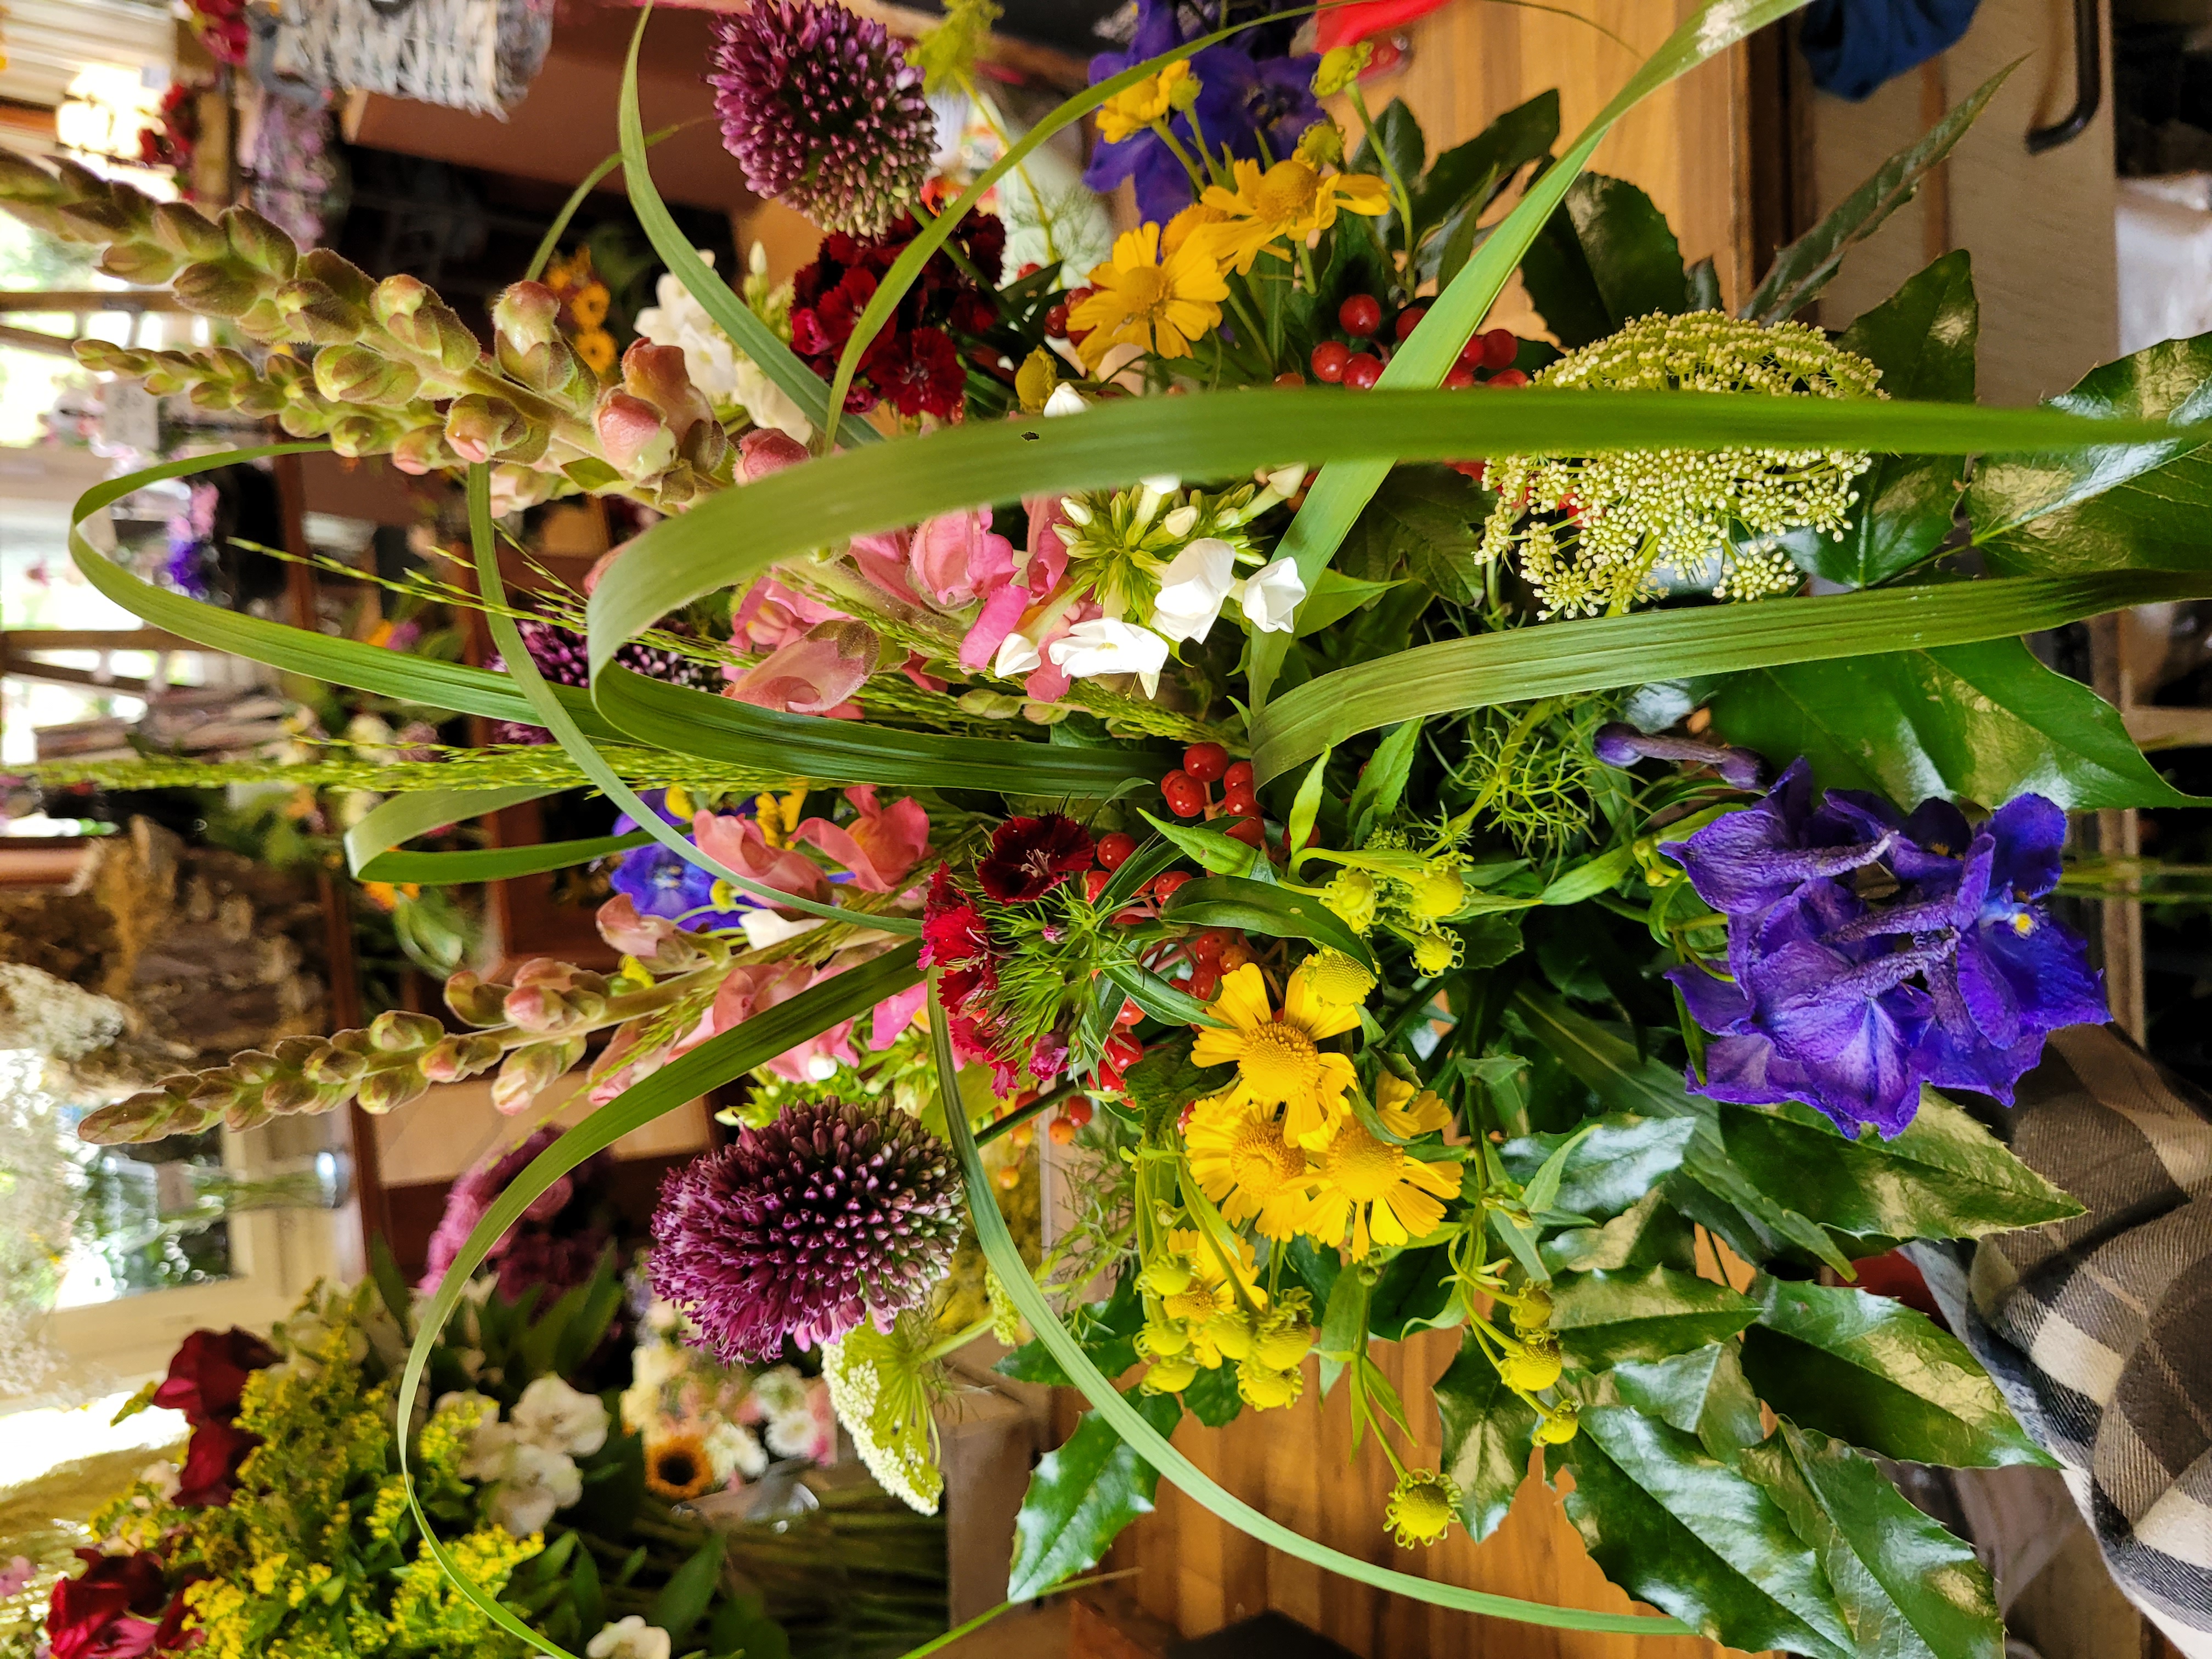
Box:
1661 758 2106 1137
610 791 752 933
1082 0 1321 224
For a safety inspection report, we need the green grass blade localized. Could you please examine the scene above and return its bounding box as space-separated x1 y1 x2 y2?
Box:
67 444 630 739
528 120 690 283
618 7 873 444
345 785 649 883
398 944 921 1659
927 976 1687 1634
467 466 921 935
1248 570 2212 783
586 385 2209 675
1246 0 1818 708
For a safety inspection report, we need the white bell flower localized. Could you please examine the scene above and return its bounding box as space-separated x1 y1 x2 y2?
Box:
485 1441 582 1536
511 1375 609 1458
993 630 1043 678
1048 618 1171 697
1147 538 1238 644
1237 557 1308 634
588 1618 672 1659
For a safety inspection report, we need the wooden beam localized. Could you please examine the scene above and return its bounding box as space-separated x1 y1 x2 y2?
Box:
3 627 200 654
0 290 193 314
0 658 154 693
0 323 84 359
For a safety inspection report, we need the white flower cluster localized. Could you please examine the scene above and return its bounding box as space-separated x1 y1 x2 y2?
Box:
635 244 811 442
587 1616 671 1659
822 1322 941 1516
1477 311 1880 618
448 1375 609 1534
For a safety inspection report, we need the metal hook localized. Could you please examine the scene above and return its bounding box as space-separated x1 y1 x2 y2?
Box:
2028 0 2102 154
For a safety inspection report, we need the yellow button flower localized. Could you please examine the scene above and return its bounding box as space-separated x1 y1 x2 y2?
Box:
1098 59 1197 144
1306 1115 1464 1260
1184 1090 1318 1240
1192 961 1362 1149
1385 1468 1460 1549
1372 1073 1451 1138
1068 222 1229 368
1198 157 1391 274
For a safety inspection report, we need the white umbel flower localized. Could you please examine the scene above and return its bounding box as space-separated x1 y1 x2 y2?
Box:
823 1321 941 1515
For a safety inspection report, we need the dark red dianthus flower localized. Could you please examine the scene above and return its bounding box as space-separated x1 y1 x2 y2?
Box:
975 814 1096 903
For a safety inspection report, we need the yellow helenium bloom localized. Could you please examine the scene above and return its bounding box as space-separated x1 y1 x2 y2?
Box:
1185 1091 1317 1240
1161 198 1229 258
1307 1116 1463 1260
1198 157 1391 273
1373 1073 1452 1138
1158 1225 1267 1367
1192 961 1362 1148
1097 59 1195 144
1068 223 1229 367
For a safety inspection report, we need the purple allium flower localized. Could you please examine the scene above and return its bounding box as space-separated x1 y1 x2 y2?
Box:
1083 0 1322 224
490 617 721 744
1662 759 2106 1136
650 1099 963 1361
708 0 935 237
1592 722 1767 789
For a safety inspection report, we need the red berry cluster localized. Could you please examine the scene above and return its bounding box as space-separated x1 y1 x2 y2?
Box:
1305 295 1530 393
1161 741 1265 848
1044 286 1095 346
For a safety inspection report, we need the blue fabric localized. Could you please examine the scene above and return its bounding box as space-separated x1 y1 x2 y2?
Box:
1800 0 1981 101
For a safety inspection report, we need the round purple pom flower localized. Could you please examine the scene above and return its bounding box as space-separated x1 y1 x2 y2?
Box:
708 0 935 236
650 1099 963 1360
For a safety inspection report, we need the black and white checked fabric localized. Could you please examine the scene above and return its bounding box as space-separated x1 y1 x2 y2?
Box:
1910 1025 2212 1656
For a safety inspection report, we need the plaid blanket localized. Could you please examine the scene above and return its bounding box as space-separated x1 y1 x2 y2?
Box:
1909 1024 2212 1656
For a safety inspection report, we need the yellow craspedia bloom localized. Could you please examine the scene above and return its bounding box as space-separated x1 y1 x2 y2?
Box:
1307 1115 1463 1260
1098 58 1197 143
1184 1091 1317 1240
1068 222 1228 367
1237 1360 1304 1410
1198 156 1391 273
1372 1072 1451 1138
1385 1468 1460 1549
1192 961 1362 1149
1302 946 1376 1007
1534 1401 1581 1445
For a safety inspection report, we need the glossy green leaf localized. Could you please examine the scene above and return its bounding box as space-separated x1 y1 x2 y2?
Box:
1971 329 2212 574
1542 1189 1697 1274
1741 1423 2004 1659
344 786 646 884
1548 1265 1757 1370
1006 1390 1182 1601
1521 173 1689 349
1703 636 2203 809
1163 874 1375 968
648 1538 722 1644
1550 1406 1856 1659
1253 0 1823 708
930 982 1687 1634
1719 1091 2082 1245
1411 91 1561 279
1436 1334 1538 1541
1251 568 2212 785
1368 1243 1458 1341
1741 1276 2056 1468
1745 63 2015 325
997 1271 1145 1390
1782 250 1978 588
1330 462 1489 605
1182 1363 1245 1430
1610 1342 1767 1463
1350 96 1426 251
1500 1114 1697 1219
1099 957 1219 1028
1347 718 1423 844
1295 569 1404 635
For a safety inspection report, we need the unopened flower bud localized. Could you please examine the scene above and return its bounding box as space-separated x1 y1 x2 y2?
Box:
328 414 387 459
595 388 675 479
357 1065 431 1115
1533 1401 1580 1444
420 1032 504 1083
1510 1284 1552 1331
1410 863 1465 921
1500 1331 1563 1394
367 1008 443 1053
444 970 510 1027
677 413 729 475
222 205 297 280
302 1044 366 1086
173 260 262 318
316 345 420 407
100 240 181 285
1313 40 1373 97
492 281 560 350
275 278 363 345
490 1037 584 1113
1252 1317 1315 1372
391 424 457 476
1141 1355 1200 1395
1412 930 1457 977
622 338 715 433
1294 120 1344 168
444 394 532 465
372 273 431 327
1205 1307 1258 1362
1236 1361 1303 1410
261 1074 323 1114
72 338 149 375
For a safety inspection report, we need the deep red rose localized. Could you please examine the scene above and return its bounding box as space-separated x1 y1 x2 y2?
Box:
174 1420 259 1509
48 1551 167 1659
150 1328 278 1427
976 814 1095 903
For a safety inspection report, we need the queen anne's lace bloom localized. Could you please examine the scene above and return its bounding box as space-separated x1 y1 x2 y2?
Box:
1479 312 1881 617
822 1318 943 1514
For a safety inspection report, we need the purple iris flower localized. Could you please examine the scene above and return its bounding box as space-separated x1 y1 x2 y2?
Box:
1661 758 2106 1136
1594 721 1768 790
609 791 752 933
1083 1 1322 224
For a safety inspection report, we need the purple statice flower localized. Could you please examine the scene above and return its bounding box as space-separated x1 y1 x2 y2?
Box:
1663 759 2105 1136
649 1099 963 1361
420 1125 616 1300
1083 0 1322 224
610 790 752 933
1593 721 1767 789
708 0 935 236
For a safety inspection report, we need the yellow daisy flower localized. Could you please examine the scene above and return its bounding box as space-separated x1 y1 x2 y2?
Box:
1307 1116 1463 1260
1161 198 1229 259
1185 1091 1317 1240
1067 222 1229 368
1098 59 1196 144
1192 961 1362 1149
1198 157 1391 273
1156 1226 1267 1367
1373 1073 1452 1139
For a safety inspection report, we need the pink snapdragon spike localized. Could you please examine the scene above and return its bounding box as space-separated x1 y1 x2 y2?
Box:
793 785 929 893
594 388 675 477
726 618 876 716
738 425 810 479
961 583 1030 672
692 811 831 903
911 507 1017 608
731 577 847 653
596 892 677 958
621 337 715 435
869 980 928 1049
849 525 923 603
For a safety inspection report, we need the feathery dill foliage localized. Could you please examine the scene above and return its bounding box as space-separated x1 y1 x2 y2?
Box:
1443 699 1609 859
983 878 1122 1052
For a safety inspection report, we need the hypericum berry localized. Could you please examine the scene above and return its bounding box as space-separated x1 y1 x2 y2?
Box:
1115 997 1144 1026
1223 816 1265 849
1489 368 1529 388
1188 966 1221 1002
1393 305 1428 342
1310 340 1351 383
1481 328 1520 370
1044 303 1069 336
1082 868 1111 902
1188 929 1229 964
1339 294 1382 337
1064 286 1094 311
1183 742 1228 782
1161 770 1205 817
1048 1114 1076 1144
1017 262 1041 278
1444 365 1476 390
1103 1032 1143 1071
1341 353 1383 390
1150 870 1194 903
1222 783 1260 818
1064 1097 1093 1128
1274 370 1306 387
1223 759 1254 791
1096 831 1136 870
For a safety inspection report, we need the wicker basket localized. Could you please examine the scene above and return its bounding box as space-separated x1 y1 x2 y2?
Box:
267 0 553 117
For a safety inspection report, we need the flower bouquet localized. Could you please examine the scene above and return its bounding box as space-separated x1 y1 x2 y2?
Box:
22 0 2212 1652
